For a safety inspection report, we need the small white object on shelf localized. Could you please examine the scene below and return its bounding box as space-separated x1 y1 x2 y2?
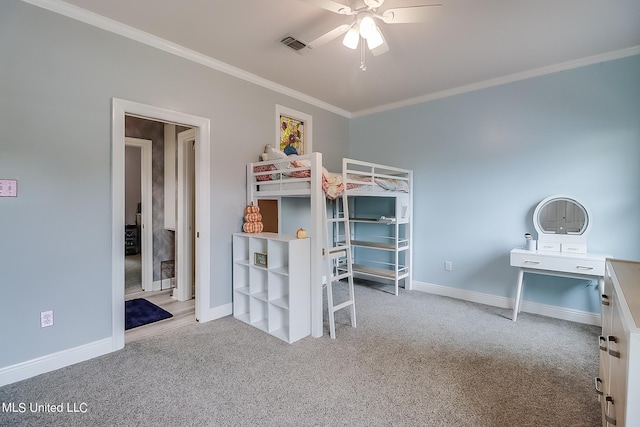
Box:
378 216 396 224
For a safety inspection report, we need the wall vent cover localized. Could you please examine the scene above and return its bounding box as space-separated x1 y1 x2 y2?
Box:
281 36 309 53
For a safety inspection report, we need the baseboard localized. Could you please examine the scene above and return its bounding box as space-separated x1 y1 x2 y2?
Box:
197 302 232 323
1 302 233 387
0 338 113 387
412 281 601 326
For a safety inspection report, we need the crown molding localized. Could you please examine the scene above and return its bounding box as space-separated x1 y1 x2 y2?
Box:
21 0 352 118
20 0 640 119
352 45 640 117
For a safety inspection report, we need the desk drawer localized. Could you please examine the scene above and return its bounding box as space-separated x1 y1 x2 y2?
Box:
562 243 587 254
511 252 605 276
537 242 561 252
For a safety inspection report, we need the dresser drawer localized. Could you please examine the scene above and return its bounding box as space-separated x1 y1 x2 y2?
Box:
510 251 605 276
562 243 587 254
537 241 561 252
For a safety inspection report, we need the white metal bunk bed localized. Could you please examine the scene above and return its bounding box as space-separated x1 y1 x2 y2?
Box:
245 152 413 338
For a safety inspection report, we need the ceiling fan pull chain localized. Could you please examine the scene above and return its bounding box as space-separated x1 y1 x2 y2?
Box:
360 37 367 71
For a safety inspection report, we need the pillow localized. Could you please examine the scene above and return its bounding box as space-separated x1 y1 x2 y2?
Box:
289 159 311 178
260 150 287 162
253 164 278 181
375 178 409 192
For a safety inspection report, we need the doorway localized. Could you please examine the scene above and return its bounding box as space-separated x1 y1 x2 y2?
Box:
123 120 195 341
124 137 153 294
112 98 212 351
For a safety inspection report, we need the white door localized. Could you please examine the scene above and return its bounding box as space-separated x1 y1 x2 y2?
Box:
176 128 196 301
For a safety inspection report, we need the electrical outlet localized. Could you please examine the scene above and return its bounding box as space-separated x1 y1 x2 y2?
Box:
41 310 54 328
444 261 453 271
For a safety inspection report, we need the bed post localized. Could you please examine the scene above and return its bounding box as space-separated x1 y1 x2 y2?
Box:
310 152 324 337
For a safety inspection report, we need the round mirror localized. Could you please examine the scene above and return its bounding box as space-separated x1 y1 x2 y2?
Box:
533 195 591 236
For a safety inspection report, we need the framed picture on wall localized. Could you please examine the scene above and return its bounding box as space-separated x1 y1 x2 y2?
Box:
276 105 313 156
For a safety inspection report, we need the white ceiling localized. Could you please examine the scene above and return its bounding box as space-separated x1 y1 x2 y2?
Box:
57 0 640 115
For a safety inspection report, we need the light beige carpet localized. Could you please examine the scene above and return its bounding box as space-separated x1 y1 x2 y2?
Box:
0 282 600 426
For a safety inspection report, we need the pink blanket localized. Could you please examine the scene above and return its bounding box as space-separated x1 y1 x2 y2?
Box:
322 171 344 200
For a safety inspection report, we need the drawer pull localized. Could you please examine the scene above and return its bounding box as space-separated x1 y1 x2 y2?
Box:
608 336 621 358
605 395 617 425
524 260 541 264
601 294 610 306
599 335 607 351
576 265 594 270
594 377 603 396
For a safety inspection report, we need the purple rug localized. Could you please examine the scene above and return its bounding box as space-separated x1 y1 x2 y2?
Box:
125 298 173 330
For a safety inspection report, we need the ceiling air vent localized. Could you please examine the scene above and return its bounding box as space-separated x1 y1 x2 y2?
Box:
281 36 309 54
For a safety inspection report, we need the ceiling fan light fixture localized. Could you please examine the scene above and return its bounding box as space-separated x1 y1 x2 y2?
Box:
342 27 360 49
366 27 384 50
358 13 377 39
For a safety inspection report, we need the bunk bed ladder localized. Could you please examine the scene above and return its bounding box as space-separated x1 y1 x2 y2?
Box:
322 195 356 339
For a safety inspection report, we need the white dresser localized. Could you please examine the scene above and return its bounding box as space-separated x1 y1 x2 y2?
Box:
510 248 609 321
597 259 640 427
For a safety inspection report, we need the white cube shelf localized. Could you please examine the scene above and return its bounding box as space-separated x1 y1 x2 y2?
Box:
232 232 310 343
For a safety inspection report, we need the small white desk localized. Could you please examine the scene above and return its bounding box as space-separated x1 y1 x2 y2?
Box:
510 248 609 322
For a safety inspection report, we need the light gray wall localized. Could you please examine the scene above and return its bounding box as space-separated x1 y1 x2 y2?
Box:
0 0 349 368
350 54 640 313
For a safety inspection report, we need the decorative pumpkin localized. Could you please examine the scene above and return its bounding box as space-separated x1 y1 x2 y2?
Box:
243 202 263 233
296 228 307 239
243 221 264 233
244 212 262 223
245 203 260 214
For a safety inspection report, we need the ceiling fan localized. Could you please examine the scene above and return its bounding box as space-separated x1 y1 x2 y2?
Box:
302 0 441 62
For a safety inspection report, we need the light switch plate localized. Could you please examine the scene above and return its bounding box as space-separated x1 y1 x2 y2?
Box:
0 179 18 197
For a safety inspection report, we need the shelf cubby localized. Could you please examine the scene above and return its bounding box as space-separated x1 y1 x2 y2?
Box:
249 297 268 331
249 267 267 296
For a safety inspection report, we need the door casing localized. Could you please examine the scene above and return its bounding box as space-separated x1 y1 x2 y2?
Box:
176 128 196 301
112 98 211 351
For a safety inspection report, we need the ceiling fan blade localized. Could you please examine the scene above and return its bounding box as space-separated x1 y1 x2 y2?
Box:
307 24 351 48
381 5 441 24
301 0 352 15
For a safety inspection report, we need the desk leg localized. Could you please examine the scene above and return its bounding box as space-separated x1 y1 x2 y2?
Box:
512 268 524 322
